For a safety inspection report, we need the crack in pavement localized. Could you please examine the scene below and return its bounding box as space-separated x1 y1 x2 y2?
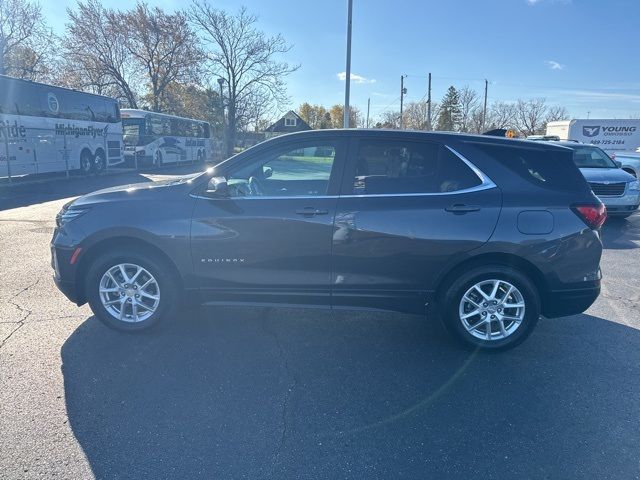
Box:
1 278 42 350
261 309 298 475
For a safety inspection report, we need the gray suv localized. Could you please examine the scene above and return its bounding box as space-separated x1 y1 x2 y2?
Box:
51 130 604 350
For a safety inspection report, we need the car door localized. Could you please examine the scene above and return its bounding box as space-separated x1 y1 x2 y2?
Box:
331 135 502 314
191 136 347 307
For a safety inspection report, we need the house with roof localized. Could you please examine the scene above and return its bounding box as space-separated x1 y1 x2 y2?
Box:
264 110 311 138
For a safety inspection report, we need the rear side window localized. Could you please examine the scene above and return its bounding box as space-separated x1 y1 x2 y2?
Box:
473 144 587 191
351 140 482 195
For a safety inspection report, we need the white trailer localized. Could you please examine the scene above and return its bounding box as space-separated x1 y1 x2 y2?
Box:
546 119 640 153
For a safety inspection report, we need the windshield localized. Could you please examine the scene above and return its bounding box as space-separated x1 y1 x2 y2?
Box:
122 118 143 146
570 146 617 169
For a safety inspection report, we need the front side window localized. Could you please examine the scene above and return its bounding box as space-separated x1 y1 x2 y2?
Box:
226 143 337 197
351 140 482 195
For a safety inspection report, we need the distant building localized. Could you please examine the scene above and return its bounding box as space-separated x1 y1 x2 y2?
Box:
264 110 311 138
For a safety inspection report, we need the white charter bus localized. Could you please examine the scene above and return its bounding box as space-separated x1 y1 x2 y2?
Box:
0 75 123 178
121 109 211 167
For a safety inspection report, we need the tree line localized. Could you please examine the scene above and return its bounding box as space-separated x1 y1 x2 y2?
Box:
372 85 569 136
0 0 297 156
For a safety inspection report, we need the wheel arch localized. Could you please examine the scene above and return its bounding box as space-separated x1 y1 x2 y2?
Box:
622 167 638 178
434 252 548 308
75 236 184 305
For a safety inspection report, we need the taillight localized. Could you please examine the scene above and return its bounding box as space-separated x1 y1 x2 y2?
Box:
572 203 607 229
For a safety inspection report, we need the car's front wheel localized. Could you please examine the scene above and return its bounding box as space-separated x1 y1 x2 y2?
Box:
440 266 540 350
86 250 177 331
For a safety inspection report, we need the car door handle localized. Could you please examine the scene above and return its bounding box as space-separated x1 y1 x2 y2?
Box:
445 204 481 214
295 207 329 216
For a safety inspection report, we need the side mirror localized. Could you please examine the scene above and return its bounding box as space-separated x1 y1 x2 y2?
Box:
263 166 273 179
206 176 229 197
614 160 622 168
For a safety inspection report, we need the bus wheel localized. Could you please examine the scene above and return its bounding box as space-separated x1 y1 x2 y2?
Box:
93 150 106 174
154 150 163 168
80 150 93 175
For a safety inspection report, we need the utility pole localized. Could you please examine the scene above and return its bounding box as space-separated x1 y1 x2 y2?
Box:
482 79 488 132
400 75 407 129
427 72 432 130
366 97 370 128
343 0 353 128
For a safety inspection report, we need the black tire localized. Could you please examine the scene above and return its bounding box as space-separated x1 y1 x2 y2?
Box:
79 150 93 175
93 150 106 174
85 249 178 332
439 265 541 351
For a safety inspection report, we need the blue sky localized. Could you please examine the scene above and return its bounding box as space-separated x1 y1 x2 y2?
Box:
43 0 640 120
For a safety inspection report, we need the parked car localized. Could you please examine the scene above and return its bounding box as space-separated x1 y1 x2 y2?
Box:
52 130 604 350
551 142 640 218
610 151 640 178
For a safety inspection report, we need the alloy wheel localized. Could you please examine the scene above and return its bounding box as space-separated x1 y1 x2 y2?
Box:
99 263 160 323
458 279 526 341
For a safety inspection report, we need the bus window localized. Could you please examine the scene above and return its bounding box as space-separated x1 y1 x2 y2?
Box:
203 123 211 138
14 82 46 117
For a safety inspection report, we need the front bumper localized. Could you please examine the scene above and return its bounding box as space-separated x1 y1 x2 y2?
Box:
599 191 640 215
51 244 82 305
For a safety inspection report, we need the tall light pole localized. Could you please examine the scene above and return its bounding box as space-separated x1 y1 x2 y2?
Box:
482 79 488 132
343 0 353 128
217 77 225 157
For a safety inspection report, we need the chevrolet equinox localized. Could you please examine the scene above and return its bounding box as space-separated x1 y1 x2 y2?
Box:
52 130 604 350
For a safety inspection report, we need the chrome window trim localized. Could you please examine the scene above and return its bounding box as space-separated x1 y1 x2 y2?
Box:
190 144 497 200
189 193 339 200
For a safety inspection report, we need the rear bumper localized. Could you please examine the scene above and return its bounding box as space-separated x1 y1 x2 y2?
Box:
543 281 601 318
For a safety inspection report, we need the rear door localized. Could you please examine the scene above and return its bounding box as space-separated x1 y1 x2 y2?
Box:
331 136 502 314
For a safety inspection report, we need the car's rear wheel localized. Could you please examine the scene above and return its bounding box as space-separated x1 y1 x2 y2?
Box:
440 266 540 350
86 250 177 331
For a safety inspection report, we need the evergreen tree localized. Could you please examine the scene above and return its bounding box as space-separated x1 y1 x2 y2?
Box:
436 86 461 131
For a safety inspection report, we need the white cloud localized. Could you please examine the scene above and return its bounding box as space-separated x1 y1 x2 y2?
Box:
545 60 565 70
337 72 376 84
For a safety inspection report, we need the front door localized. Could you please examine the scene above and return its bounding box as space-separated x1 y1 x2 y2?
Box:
332 136 502 314
191 137 346 307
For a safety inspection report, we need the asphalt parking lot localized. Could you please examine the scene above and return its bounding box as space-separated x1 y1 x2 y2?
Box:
1 168 639 479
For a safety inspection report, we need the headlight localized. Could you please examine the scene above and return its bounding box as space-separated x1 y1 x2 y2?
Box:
629 180 640 191
56 208 89 227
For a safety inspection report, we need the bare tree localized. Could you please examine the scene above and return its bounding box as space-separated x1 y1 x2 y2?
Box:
458 86 480 133
63 0 139 106
403 101 429 130
124 3 202 112
0 0 55 80
514 98 548 136
545 105 569 123
375 110 401 129
486 101 517 130
190 3 299 156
